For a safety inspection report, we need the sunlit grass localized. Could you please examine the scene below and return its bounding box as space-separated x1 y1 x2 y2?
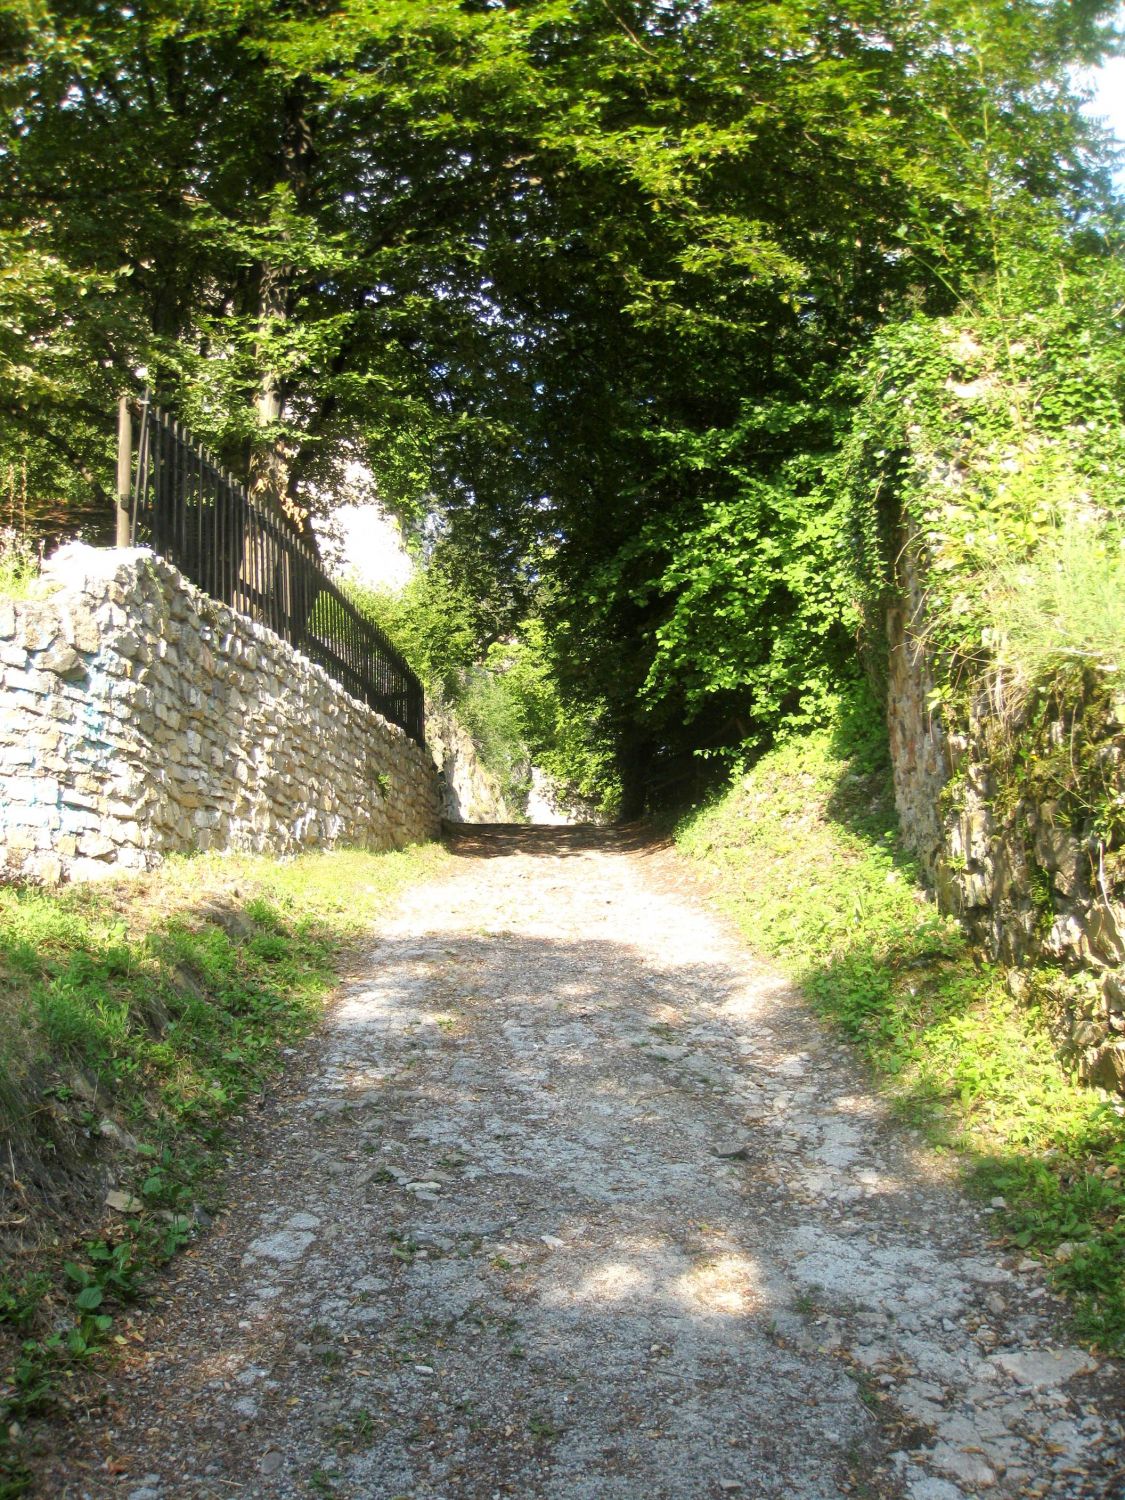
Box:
981 519 1125 703
0 529 44 600
0 841 448 1491
677 703 1125 1352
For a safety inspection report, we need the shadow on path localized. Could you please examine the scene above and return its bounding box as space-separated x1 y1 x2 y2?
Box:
443 823 672 860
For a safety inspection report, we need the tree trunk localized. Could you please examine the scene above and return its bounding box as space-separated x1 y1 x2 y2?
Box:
248 261 296 519
247 90 317 546
616 727 654 821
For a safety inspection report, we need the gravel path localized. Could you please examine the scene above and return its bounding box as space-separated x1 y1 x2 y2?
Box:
45 827 1123 1500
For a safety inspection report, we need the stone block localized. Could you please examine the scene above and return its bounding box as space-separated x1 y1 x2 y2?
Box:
3 666 52 695
1045 912 1088 962
68 856 121 882
99 602 128 632
20 608 58 653
63 606 101 654
1033 821 1084 897
1086 903 1125 966
1072 1017 1106 1049
4 775 59 805
1104 971 1125 1016
22 852 63 885
1081 1041 1125 1093
38 642 87 681
78 830 117 859
3 803 60 833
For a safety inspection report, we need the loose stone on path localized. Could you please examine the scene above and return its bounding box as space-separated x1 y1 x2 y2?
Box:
39 826 1124 1500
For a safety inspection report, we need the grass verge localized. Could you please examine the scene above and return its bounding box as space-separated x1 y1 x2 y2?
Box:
675 693 1125 1354
0 842 447 1494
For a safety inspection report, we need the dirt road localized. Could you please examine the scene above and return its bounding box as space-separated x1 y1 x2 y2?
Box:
45 828 1122 1499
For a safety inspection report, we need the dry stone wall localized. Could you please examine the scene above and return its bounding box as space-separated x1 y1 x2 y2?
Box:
0 544 440 883
887 544 1125 1094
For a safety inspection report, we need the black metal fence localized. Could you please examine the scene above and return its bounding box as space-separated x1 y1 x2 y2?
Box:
126 397 425 745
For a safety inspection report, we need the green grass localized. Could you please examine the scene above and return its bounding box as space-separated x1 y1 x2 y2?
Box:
0 843 447 1493
981 519 1125 701
676 694 1125 1353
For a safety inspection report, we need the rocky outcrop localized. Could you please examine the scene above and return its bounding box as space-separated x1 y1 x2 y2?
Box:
0 544 440 883
426 704 516 823
888 544 1125 1094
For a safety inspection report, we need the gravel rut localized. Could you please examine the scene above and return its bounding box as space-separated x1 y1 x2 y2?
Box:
45 827 1124 1500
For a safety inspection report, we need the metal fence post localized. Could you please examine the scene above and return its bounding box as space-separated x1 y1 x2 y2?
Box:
115 396 133 547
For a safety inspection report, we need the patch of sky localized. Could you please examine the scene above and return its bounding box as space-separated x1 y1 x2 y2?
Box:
1078 49 1125 191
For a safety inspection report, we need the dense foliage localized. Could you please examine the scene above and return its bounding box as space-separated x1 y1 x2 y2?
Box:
838 252 1125 675
1 0 1121 804
350 572 621 811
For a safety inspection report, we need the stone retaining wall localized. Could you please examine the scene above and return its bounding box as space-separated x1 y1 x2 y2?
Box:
0 544 440 883
887 541 1125 1093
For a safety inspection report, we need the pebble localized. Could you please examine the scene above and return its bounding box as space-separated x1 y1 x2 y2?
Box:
991 1349 1099 1389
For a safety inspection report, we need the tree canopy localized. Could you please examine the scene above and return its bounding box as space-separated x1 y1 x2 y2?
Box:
1 0 1122 807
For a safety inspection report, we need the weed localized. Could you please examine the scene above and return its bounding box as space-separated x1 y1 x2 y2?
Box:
350 1409 375 1444
0 529 44 600
982 520 1125 698
387 1232 417 1263
852 1371 882 1413
528 1413 560 1440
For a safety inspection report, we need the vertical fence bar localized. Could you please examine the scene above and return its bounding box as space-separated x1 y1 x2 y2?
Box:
212 462 221 604
244 487 255 623
151 413 162 555
130 400 148 541
223 468 234 612
167 417 178 567
215 464 225 607
194 440 203 585
174 419 185 572
236 473 245 613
